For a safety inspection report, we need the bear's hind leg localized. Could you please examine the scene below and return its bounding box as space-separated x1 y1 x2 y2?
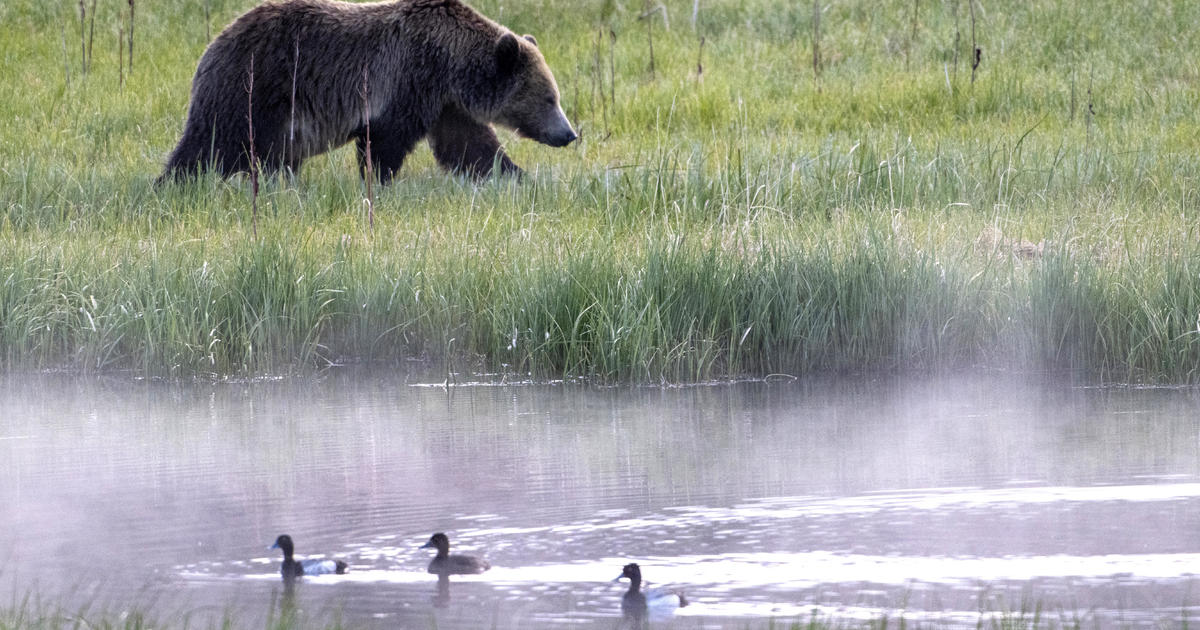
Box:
428 104 521 179
159 123 226 184
355 123 420 184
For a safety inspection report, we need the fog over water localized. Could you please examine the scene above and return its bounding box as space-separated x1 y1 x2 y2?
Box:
1 371 1198 628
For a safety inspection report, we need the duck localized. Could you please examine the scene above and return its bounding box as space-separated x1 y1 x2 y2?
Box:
270 534 348 580
420 532 490 575
616 563 688 621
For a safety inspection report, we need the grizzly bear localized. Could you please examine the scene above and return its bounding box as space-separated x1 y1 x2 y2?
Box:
158 0 576 184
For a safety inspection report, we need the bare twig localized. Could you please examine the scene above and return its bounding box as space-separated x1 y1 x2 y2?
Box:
908 0 918 71
361 64 374 230
1086 67 1095 144
289 37 299 170
952 0 960 86
87 0 97 72
812 0 821 86
59 29 72 89
691 0 699 30
590 32 599 119
638 3 669 29
128 0 135 74
571 70 580 138
595 28 608 137
639 2 667 78
609 29 616 106
645 7 655 79
118 25 124 89
696 36 705 81
585 43 595 120
969 0 980 85
247 53 259 240
78 0 86 74
1069 69 1076 121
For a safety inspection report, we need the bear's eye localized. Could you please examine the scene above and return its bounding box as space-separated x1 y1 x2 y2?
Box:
544 96 556 106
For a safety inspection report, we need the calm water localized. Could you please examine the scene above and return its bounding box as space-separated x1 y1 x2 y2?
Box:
2 371 1200 628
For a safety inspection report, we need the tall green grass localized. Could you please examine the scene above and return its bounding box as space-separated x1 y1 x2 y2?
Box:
2 0 1200 382
0 591 1093 630
0 590 343 630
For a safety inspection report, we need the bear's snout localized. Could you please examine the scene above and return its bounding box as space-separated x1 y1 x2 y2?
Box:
547 127 578 147
538 108 578 147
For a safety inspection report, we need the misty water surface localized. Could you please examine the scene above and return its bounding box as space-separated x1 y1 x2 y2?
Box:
2 371 1199 628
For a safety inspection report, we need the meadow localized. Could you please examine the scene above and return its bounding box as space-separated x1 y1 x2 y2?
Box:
3 0 1200 382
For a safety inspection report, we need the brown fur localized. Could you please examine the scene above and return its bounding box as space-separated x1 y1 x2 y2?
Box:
159 0 575 184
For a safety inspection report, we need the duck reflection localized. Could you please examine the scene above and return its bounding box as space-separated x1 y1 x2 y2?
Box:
273 581 298 627
421 532 487 609
431 574 451 608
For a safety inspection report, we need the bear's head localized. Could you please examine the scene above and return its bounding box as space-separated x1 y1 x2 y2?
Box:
489 32 577 148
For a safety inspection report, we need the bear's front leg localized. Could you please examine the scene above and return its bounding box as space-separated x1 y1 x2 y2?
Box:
428 104 522 179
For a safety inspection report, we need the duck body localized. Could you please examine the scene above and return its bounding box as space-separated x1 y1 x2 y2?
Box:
271 535 348 580
421 532 490 575
283 558 349 577
617 563 687 621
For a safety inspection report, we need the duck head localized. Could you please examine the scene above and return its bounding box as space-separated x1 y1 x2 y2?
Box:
421 532 450 556
617 562 642 586
271 534 295 557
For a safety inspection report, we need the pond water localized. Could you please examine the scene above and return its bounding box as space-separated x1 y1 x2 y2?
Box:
2 371 1199 628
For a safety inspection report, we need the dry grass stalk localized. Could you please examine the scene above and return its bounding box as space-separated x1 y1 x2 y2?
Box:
59 29 72 88
246 53 259 240
639 2 667 78
952 0 960 85
87 0 97 73
361 64 375 230
811 0 821 86
907 0 918 71
289 37 299 168
609 29 616 106
595 28 609 137
1086 69 1095 144
645 12 655 79
590 31 599 121
78 0 86 74
127 0 135 73
118 25 124 89
969 0 980 84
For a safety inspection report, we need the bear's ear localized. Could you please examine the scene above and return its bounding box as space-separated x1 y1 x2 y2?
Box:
523 34 538 48
496 32 524 78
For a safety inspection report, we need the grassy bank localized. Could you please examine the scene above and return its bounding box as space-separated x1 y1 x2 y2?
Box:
2 0 1200 381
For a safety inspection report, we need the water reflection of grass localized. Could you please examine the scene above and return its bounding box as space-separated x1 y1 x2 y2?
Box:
3 0 1200 382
